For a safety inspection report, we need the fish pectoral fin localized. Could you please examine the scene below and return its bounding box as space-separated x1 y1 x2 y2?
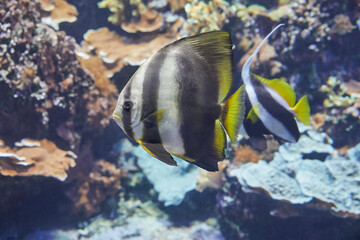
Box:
252 74 296 107
142 109 166 127
247 106 259 124
220 85 246 143
251 103 261 117
195 120 226 172
139 141 177 166
292 95 310 125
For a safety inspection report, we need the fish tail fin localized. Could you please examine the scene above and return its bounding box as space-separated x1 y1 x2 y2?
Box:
220 85 246 143
292 95 310 125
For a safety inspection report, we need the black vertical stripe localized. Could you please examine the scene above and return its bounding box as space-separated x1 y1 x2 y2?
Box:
176 49 221 161
140 53 166 143
122 81 135 140
250 75 300 141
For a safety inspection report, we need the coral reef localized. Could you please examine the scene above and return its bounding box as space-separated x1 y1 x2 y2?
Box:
0 0 123 222
319 76 360 147
0 0 92 144
196 160 229 192
0 139 76 181
39 0 78 30
233 145 261 165
218 125 360 238
24 216 224 240
97 0 164 33
66 157 124 217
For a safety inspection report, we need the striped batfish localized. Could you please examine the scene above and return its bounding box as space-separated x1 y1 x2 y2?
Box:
113 31 246 171
241 24 310 144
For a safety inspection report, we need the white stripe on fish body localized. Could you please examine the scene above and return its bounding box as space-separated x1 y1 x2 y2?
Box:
264 85 295 115
157 50 186 156
129 59 150 141
257 102 296 142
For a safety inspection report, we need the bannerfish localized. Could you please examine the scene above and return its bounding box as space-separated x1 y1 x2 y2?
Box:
113 31 246 171
241 24 310 144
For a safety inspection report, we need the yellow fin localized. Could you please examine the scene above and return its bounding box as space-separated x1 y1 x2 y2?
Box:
214 119 227 159
220 85 246 143
292 95 310 125
184 31 234 102
253 74 296 107
138 141 177 166
247 106 259 124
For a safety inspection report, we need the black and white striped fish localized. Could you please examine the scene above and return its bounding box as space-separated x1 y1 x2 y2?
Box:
113 31 246 171
241 24 310 144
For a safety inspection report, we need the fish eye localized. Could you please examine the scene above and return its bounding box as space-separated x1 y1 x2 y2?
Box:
122 101 133 111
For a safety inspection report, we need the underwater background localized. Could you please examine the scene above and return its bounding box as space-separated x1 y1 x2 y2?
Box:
1 0 360 239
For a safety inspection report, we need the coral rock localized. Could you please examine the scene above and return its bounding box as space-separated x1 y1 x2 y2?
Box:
40 0 78 30
121 9 163 33
80 27 178 76
0 139 76 181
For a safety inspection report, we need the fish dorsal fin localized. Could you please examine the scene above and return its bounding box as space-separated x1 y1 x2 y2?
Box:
242 24 284 86
195 120 226 171
292 95 310 125
220 85 246 143
183 31 234 103
252 74 296 107
139 141 177 166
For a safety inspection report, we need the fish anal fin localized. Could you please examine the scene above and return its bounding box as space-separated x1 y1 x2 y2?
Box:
194 159 219 172
139 141 177 166
195 120 226 172
220 85 246 143
252 74 296 107
184 31 234 102
292 95 310 125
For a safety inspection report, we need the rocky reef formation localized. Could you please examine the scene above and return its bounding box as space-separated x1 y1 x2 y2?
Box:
0 0 124 232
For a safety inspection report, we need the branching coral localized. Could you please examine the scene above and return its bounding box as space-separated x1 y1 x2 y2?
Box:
98 0 163 33
320 76 360 118
0 139 76 181
0 0 117 146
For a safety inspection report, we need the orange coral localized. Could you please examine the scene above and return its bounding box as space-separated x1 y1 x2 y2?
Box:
311 112 327 130
121 9 163 33
234 145 261 165
40 0 78 29
167 0 188 12
67 158 124 216
0 139 76 181
196 160 229 192
77 27 178 92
